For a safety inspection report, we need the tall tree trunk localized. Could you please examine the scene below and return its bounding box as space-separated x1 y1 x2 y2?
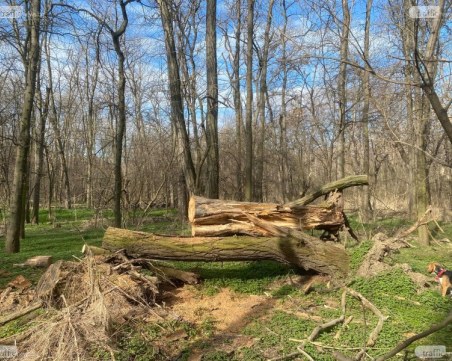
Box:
205 0 219 199
279 0 289 202
6 0 42 253
414 93 431 245
415 0 451 145
232 0 243 200
158 0 197 218
85 32 100 209
361 0 373 220
45 37 72 210
174 9 202 190
408 0 444 245
112 36 126 228
254 0 275 202
109 0 133 228
244 0 254 201
337 0 350 179
399 0 416 218
31 82 50 225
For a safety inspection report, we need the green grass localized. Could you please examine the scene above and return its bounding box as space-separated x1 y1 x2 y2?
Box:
170 260 292 295
0 207 184 288
0 223 104 288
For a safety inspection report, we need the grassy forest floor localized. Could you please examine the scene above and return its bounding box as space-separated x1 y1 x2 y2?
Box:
1 207 452 360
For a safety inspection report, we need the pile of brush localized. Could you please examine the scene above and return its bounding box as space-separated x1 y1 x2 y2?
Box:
0 250 200 361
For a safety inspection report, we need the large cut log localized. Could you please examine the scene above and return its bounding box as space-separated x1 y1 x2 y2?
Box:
102 227 349 279
188 196 344 237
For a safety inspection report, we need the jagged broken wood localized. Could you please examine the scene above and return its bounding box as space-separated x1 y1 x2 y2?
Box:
356 207 433 277
188 195 345 237
102 227 349 278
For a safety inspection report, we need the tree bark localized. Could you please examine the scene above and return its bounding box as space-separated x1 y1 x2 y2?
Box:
158 0 197 217
111 0 132 228
254 0 275 202
361 0 373 221
45 36 72 210
279 0 289 202
102 227 349 278
244 0 254 201
6 0 42 253
337 0 350 179
188 195 345 237
31 83 49 225
205 0 219 199
415 0 452 145
233 0 243 200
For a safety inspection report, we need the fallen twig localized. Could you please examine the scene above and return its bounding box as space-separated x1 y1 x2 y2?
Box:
346 288 387 347
374 310 452 361
0 301 43 326
297 346 315 361
334 315 353 340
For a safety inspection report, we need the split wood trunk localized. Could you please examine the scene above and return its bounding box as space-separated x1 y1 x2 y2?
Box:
102 227 349 279
188 196 344 237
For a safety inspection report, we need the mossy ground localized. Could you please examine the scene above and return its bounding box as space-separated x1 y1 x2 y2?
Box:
1 209 451 360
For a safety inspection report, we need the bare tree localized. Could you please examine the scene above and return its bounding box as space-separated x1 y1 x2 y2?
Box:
414 0 451 144
254 0 275 202
337 0 350 179
361 0 373 220
157 0 197 217
205 0 220 199
6 0 42 253
244 0 254 201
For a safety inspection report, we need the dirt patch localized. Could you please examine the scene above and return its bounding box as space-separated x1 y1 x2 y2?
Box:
165 287 272 332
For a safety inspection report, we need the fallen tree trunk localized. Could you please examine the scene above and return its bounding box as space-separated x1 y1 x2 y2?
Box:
188 196 344 237
102 227 349 279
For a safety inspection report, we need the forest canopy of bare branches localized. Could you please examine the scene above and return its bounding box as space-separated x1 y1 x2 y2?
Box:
0 0 451 249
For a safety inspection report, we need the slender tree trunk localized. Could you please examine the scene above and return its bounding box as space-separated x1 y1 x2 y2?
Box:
112 36 126 228
107 0 133 228
279 0 289 202
254 0 275 202
416 0 451 145
205 0 219 199
361 0 373 220
175 13 202 189
158 0 197 218
399 0 416 218
85 40 99 209
6 0 41 253
232 0 243 200
414 90 431 245
337 0 350 179
45 38 72 210
244 0 254 201
31 84 50 225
